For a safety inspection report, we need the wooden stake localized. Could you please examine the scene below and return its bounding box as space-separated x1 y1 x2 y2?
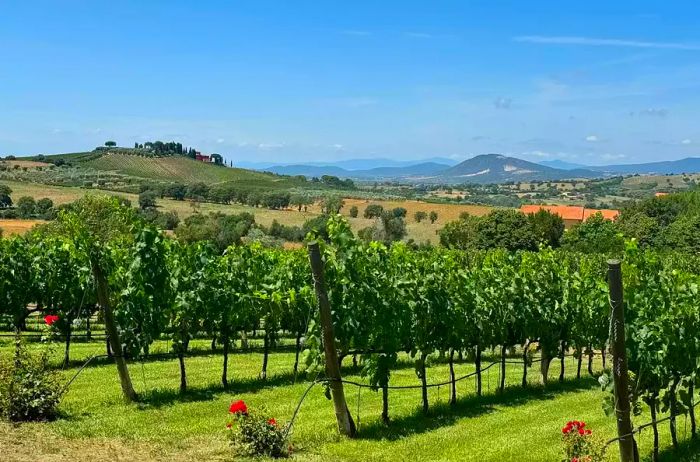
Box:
607 260 638 462
308 242 357 438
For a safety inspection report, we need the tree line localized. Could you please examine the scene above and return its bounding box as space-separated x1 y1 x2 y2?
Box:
439 189 700 254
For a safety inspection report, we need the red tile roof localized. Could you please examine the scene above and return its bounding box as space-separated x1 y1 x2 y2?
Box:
521 204 619 222
583 208 620 220
520 204 584 221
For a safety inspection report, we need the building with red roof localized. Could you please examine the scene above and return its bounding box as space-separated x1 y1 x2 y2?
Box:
520 204 619 228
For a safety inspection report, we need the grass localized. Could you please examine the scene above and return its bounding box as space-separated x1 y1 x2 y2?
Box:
1 336 697 462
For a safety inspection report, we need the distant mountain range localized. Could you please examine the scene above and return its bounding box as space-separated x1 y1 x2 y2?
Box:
587 158 700 175
538 160 589 170
245 154 700 184
236 156 459 171
263 161 452 179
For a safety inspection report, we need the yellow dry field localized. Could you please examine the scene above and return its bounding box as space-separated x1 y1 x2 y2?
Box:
6 181 132 205
513 182 587 192
0 219 48 236
338 198 493 221
335 198 493 244
2 181 495 243
0 160 52 168
622 173 700 188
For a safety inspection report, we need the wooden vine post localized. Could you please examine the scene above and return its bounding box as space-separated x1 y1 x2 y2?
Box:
308 242 357 438
93 261 137 402
607 260 638 462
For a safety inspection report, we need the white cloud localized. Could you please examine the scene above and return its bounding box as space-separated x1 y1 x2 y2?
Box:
406 32 433 39
216 138 225 144
639 108 668 118
522 150 552 158
601 153 626 161
340 30 371 37
257 143 284 150
323 97 376 108
493 97 512 109
332 144 344 150
585 135 599 142
682 139 692 145
514 35 700 51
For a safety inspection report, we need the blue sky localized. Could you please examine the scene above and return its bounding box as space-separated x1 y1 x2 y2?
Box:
1 1 699 165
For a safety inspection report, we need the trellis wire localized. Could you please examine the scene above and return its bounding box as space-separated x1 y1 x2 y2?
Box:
602 399 700 453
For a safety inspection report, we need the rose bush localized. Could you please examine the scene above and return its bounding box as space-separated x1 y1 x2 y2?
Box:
0 318 62 421
43 314 60 326
227 400 290 458
561 420 604 462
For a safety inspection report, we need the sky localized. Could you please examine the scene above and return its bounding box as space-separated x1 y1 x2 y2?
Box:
1 1 699 166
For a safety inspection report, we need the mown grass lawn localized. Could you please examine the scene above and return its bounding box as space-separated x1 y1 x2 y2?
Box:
1 337 699 461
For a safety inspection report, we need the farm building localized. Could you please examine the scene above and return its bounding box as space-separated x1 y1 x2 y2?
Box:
520 204 619 228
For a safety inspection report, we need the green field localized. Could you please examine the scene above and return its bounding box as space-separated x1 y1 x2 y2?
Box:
1 336 697 462
83 153 306 189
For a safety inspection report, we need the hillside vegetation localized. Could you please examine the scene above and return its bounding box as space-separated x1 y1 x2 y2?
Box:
85 153 308 189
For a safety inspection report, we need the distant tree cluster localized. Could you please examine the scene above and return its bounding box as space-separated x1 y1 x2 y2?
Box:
0 184 12 209
0 185 57 220
438 189 700 254
440 209 566 252
175 212 256 253
100 140 216 161
616 190 700 253
358 207 409 244
133 141 186 156
310 175 355 190
156 182 317 211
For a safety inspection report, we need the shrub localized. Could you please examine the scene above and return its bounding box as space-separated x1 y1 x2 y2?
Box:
138 190 157 209
227 400 290 458
0 336 62 422
349 205 359 218
364 204 384 218
16 196 36 218
302 215 331 241
561 420 604 462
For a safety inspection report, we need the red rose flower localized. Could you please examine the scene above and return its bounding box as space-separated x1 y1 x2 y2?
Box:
229 400 248 415
44 314 59 326
267 418 277 427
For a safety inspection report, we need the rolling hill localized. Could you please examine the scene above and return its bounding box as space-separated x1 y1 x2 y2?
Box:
32 151 310 190
84 153 304 187
435 154 600 183
588 157 700 175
